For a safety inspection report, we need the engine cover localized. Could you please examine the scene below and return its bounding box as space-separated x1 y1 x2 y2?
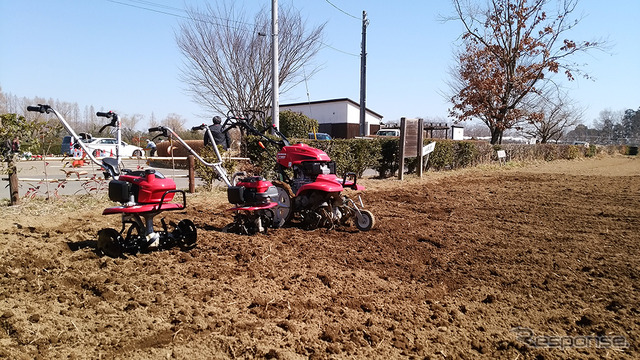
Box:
229 176 278 205
115 169 176 204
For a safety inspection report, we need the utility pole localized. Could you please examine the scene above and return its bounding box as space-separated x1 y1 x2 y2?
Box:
271 0 280 131
359 11 369 137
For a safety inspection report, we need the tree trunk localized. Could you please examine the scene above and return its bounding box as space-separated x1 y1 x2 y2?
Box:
490 128 503 145
8 160 19 205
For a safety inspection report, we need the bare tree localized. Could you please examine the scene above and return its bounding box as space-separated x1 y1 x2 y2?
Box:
447 0 605 144
0 86 7 114
120 113 144 144
177 2 325 118
526 91 584 142
592 108 622 143
161 113 187 132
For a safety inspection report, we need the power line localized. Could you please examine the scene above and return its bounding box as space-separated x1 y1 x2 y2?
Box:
107 0 189 20
106 0 255 31
324 0 359 20
107 0 358 57
319 41 359 57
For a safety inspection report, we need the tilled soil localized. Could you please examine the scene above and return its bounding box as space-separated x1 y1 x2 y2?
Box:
0 156 638 359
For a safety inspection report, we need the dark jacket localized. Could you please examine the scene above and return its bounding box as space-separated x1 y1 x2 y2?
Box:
204 124 231 150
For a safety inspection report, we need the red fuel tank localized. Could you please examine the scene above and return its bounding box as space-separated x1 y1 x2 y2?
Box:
276 143 331 167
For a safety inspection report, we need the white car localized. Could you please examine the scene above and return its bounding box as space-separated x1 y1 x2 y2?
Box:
376 129 400 137
85 138 144 157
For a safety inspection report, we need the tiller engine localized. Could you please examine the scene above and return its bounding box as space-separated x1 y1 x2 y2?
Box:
223 175 280 235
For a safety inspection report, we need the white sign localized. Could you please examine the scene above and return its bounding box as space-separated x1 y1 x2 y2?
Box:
497 150 506 158
422 142 436 155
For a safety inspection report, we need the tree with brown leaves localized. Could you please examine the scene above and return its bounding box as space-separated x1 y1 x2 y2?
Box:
448 0 603 144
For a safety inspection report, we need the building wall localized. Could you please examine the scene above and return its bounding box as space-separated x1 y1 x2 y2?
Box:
452 126 465 141
281 99 382 138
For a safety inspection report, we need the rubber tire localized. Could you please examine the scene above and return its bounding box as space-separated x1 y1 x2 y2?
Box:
177 219 197 249
273 184 294 228
132 150 142 157
355 210 375 231
97 228 124 258
92 149 100 157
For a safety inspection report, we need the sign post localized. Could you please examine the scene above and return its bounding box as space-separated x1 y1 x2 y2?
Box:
422 141 436 173
497 150 506 165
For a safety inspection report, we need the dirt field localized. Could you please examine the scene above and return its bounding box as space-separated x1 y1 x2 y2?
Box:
0 155 638 359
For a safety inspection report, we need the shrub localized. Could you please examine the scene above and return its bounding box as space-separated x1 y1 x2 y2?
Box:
427 140 455 170
375 138 399 178
245 134 279 178
455 141 478 168
279 110 319 139
193 145 236 190
566 145 582 160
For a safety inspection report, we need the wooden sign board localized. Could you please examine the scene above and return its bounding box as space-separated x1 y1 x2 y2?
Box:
398 117 424 180
404 119 420 157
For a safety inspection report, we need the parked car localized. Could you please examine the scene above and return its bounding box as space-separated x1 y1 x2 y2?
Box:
308 132 332 140
375 129 400 137
61 133 93 155
85 138 144 157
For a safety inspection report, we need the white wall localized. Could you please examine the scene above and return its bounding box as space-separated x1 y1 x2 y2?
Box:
452 126 464 141
281 100 381 126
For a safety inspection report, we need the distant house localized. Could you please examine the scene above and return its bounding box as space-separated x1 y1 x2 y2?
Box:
451 125 465 140
280 98 383 138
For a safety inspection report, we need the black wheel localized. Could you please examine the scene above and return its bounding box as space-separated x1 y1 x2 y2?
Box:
132 149 143 157
273 184 294 228
221 223 236 234
92 149 100 157
176 219 197 249
355 210 375 231
97 228 124 258
123 222 144 254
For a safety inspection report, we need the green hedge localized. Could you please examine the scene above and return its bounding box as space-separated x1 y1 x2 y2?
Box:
239 136 622 179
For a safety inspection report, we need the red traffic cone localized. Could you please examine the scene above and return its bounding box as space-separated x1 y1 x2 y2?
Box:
110 149 113 157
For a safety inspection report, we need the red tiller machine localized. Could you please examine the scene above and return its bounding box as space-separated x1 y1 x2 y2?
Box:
27 105 196 257
220 111 375 232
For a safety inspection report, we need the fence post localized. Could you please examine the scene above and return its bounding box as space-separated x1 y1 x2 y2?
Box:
398 117 406 180
8 160 19 205
417 118 424 178
188 155 195 193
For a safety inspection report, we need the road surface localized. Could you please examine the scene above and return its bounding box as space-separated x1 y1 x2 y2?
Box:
1 156 201 199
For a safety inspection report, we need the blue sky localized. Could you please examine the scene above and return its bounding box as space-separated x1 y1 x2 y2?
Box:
1 0 638 129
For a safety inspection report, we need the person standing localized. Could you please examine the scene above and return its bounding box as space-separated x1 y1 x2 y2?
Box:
204 115 230 150
145 139 156 157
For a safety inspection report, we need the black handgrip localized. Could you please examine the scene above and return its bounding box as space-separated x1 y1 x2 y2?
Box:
27 105 42 112
191 124 206 131
96 111 113 118
148 127 162 133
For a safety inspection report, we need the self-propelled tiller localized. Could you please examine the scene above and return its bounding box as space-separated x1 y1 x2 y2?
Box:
97 158 197 257
27 104 196 257
220 111 376 232
148 124 285 235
